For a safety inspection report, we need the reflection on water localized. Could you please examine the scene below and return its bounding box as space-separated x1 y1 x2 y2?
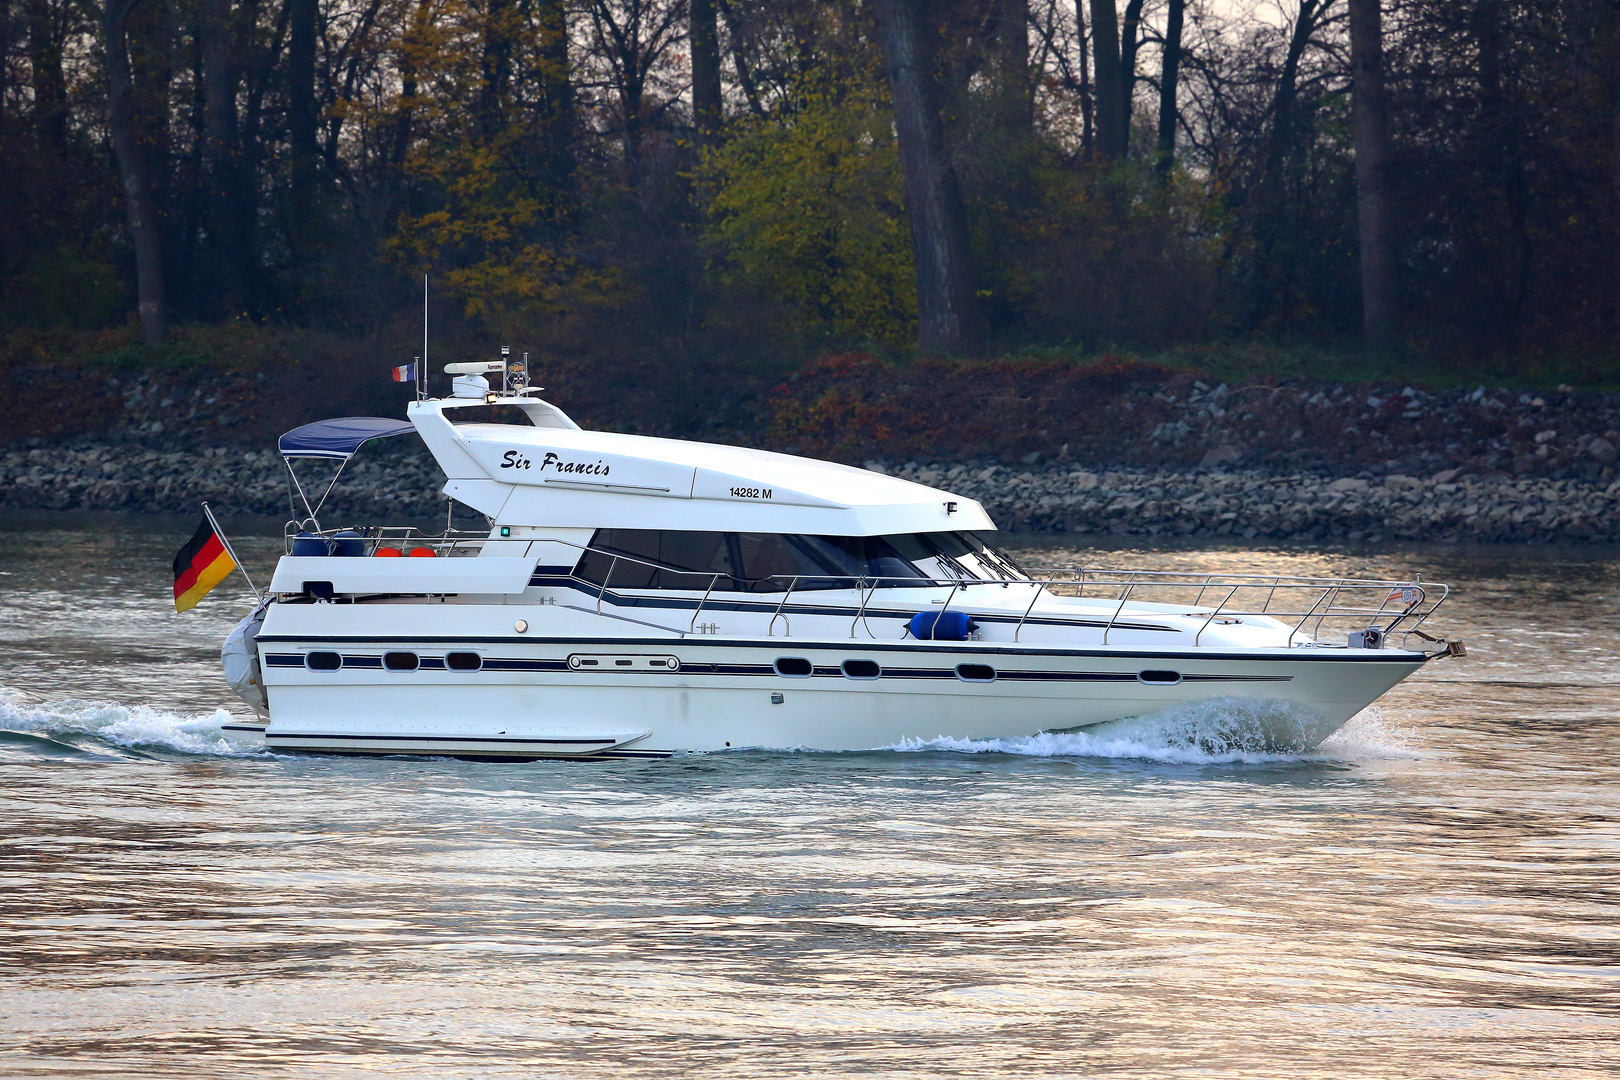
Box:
2 516 1618 1078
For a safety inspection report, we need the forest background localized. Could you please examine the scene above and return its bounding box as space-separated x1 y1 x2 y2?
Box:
2 0 1619 456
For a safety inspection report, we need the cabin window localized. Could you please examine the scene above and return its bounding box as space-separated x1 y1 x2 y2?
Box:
384 651 419 672
841 659 881 680
774 657 813 677
1137 670 1182 685
446 652 483 672
955 663 996 683
733 533 845 592
570 530 1026 591
575 529 740 591
305 651 342 671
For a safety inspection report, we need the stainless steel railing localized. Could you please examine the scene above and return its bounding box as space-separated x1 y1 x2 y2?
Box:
278 528 1450 647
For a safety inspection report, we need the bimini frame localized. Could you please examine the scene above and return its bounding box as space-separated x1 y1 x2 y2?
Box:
277 417 417 530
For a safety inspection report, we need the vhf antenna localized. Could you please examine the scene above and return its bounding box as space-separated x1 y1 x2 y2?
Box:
421 274 429 400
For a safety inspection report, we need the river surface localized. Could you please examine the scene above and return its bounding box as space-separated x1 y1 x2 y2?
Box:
2 514 1618 1078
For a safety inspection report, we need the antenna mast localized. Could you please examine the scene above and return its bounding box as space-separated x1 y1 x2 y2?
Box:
421 274 429 400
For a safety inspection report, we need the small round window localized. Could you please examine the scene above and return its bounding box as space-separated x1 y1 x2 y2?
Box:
954 663 996 683
446 652 483 672
774 657 813 678
305 651 342 672
384 652 419 672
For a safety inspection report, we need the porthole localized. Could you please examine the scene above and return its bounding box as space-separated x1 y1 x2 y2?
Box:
955 663 996 683
305 651 342 672
446 651 483 672
384 651 419 672
774 656 813 678
1137 669 1183 685
841 659 881 680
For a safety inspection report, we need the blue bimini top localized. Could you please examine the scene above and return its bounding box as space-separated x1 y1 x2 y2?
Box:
277 417 417 460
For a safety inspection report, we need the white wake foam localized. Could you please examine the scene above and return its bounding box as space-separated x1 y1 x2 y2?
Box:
883 696 1416 765
0 699 268 757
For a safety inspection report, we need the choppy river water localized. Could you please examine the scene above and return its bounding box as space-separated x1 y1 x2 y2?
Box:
1 514 1618 1078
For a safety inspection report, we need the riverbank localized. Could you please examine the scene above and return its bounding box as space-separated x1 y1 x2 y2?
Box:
4 439 1616 545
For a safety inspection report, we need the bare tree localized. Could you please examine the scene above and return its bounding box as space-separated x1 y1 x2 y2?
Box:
1089 0 1123 157
691 0 721 139
1350 0 1396 343
1156 0 1185 177
103 0 166 342
873 0 984 353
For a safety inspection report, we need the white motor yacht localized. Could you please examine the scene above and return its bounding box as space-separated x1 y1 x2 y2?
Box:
219 364 1462 760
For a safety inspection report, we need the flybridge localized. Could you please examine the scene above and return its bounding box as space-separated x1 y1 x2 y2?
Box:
405 394 991 536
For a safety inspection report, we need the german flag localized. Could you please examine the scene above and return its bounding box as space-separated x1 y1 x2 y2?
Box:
173 516 237 612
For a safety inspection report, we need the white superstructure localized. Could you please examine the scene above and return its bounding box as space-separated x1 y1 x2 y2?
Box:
220 385 1462 760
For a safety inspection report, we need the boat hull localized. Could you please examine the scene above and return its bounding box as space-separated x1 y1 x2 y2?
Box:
250 635 1424 758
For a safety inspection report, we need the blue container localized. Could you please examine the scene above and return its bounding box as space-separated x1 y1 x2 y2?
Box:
330 530 365 557
908 610 979 641
291 531 365 557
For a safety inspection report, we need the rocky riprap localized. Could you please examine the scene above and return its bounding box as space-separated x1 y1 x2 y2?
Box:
868 460 1619 545
3 437 1617 545
0 443 452 525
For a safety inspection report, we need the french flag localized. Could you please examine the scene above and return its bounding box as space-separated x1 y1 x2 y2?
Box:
390 362 417 383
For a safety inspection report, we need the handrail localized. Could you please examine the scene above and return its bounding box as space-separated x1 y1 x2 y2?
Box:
272 528 1451 645
850 578 876 639
689 572 723 634
769 576 800 637
1287 586 1335 649
1013 579 1047 643
1101 574 1139 646
598 555 619 614
1194 584 1242 647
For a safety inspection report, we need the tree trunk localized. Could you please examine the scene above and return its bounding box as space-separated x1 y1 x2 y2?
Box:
873 0 984 354
1118 0 1144 154
1089 0 1123 159
479 0 513 138
1155 0 1185 178
994 0 1031 130
104 0 166 343
25 0 69 151
1249 0 1323 327
1350 0 1397 345
691 0 722 140
287 0 317 264
1474 0 1529 350
535 0 573 216
201 0 253 313
1076 0 1092 153
718 0 765 118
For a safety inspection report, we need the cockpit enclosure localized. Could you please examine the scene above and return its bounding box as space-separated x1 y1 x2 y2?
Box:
572 529 1028 593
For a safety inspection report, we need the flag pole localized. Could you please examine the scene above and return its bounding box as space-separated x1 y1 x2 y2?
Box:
202 501 264 606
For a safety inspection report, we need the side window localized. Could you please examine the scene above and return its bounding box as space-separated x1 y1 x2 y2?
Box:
802 535 927 587
576 530 739 591
734 533 842 592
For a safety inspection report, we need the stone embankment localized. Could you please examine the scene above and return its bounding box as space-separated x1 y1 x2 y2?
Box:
3 440 1617 545
872 461 1620 545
